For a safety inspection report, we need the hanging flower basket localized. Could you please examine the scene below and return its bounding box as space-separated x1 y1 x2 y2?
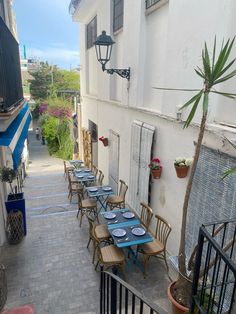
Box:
151 167 162 179
174 157 193 178
149 157 162 179
99 136 108 147
175 165 189 178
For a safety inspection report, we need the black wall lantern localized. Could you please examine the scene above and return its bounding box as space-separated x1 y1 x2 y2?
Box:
94 31 130 81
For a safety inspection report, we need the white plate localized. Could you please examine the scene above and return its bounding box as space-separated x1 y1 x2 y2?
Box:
131 227 146 236
88 175 95 179
84 169 91 172
75 169 82 173
103 187 112 191
122 212 135 219
112 228 126 237
77 175 84 179
103 212 116 219
89 188 98 192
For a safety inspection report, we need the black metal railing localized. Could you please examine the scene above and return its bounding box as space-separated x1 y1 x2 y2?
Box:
69 0 82 15
100 270 167 314
0 17 23 113
146 0 161 10
191 220 236 313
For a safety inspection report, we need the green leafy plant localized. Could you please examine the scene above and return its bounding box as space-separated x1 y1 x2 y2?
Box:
222 137 236 178
0 167 17 194
154 38 236 308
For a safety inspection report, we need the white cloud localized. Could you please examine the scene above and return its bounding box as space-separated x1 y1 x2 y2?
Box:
27 47 80 69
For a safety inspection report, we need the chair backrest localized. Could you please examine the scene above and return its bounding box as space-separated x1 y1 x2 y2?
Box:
140 202 153 231
154 214 172 248
118 180 128 201
97 170 104 185
92 165 99 177
85 214 96 240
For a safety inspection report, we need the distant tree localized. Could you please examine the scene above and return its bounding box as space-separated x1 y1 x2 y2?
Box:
29 62 52 100
29 62 80 100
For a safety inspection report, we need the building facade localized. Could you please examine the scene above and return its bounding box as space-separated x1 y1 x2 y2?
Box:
71 0 236 256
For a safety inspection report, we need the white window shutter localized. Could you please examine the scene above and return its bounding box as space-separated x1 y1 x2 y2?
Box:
128 120 155 214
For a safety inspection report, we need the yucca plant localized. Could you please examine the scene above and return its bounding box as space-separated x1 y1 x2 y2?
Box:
0 167 17 195
154 38 236 308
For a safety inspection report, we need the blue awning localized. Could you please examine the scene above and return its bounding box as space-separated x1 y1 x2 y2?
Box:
0 102 32 169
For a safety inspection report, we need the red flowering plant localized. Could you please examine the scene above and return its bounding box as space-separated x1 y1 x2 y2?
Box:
148 157 162 170
99 136 108 146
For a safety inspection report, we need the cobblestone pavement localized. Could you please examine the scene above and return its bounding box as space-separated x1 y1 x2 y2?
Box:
0 129 172 313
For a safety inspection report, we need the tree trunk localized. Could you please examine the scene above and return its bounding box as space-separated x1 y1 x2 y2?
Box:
174 111 207 307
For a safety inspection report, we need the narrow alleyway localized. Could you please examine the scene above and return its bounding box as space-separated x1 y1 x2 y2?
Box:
1 129 100 313
0 129 171 313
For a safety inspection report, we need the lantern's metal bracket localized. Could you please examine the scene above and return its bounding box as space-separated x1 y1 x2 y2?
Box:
106 68 130 80
102 65 130 81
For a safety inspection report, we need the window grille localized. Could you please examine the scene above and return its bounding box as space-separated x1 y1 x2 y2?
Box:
113 0 123 32
86 16 97 49
146 0 161 9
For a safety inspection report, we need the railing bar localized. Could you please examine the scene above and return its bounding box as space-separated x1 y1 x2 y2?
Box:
218 264 230 314
100 270 103 314
125 288 128 314
106 275 110 313
103 271 106 314
119 283 122 314
200 240 212 306
131 294 135 314
208 253 221 313
140 299 143 314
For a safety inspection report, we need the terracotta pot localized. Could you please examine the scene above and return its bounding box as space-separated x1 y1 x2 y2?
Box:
174 165 189 178
151 167 162 179
167 281 189 314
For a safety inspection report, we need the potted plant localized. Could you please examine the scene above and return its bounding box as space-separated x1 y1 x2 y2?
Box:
0 167 27 235
148 157 162 179
154 38 236 312
174 157 193 178
99 136 109 147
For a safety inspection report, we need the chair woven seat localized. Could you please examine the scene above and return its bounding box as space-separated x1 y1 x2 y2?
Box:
82 199 97 208
95 224 110 240
101 245 125 264
140 239 164 254
106 196 123 204
106 180 128 210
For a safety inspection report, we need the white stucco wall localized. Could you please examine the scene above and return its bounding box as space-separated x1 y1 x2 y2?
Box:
74 0 236 255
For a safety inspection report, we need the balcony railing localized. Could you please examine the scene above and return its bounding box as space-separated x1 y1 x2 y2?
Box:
100 270 167 314
191 220 236 313
69 0 82 15
145 0 161 9
0 17 23 113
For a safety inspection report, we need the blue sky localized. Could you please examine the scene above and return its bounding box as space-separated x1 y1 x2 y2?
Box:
14 0 80 69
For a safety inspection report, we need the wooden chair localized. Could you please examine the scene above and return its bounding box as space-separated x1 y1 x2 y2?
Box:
92 165 99 178
68 172 84 202
106 180 128 210
139 202 153 231
91 170 104 186
93 230 125 273
138 214 172 277
86 215 112 263
63 160 74 180
77 193 98 227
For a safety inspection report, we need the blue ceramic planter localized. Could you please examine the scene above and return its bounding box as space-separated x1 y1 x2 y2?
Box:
5 192 26 235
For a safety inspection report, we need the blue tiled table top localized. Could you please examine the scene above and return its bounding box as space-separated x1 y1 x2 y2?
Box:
110 224 153 248
86 186 114 198
74 171 95 182
100 208 140 229
69 160 83 165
